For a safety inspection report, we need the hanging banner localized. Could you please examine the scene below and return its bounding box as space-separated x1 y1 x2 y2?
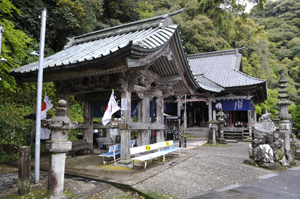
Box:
212 99 251 111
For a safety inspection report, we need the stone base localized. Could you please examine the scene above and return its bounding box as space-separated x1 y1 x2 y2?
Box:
260 162 281 170
117 159 132 165
219 138 226 144
243 158 256 166
49 193 67 199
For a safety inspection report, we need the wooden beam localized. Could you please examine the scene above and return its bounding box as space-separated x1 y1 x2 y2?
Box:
157 75 182 84
128 122 165 130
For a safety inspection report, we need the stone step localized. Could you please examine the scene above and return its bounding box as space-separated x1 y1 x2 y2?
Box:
184 128 209 138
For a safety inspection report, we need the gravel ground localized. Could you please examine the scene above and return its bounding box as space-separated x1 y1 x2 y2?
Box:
132 142 276 199
0 141 281 199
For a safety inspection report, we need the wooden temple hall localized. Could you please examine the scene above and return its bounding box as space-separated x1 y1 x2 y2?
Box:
10 9 267 161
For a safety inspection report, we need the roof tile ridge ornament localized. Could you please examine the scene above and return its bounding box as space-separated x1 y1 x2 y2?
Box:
158 8 184 28
186 49 238 59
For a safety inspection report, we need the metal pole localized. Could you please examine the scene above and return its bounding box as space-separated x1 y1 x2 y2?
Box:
35 8 46 184
0 25 3 55
184 94 186 130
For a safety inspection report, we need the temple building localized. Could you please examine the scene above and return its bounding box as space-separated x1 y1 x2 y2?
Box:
10 9 267 160
182 49 267 137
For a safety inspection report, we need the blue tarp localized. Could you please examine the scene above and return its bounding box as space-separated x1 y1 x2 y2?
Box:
212 99 251 111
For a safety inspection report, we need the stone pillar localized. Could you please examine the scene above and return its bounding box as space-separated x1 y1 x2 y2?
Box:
42 100 78 198
208 120 218 145
213 110 216 120
156 97 164 142
137 97 150 146
216 107 226 144
83 100 93 147
119 91 132 164
18 146 31 196
277 69 292 151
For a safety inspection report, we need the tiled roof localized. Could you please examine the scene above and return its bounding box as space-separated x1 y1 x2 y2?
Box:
194 75 224 92
187 49 266 88
10 12 179 74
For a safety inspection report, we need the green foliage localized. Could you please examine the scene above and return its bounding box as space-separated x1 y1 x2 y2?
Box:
9 0 103 52
256 89 279 118
291 104 300 131
177 14 231 54
0 103 33 163
134 1 155 19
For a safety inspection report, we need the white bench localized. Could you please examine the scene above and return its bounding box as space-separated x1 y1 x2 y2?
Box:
130 140 181 171
99 140 135 165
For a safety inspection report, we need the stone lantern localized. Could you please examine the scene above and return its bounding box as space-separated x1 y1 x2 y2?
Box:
42 99 78 198
216 107 226 144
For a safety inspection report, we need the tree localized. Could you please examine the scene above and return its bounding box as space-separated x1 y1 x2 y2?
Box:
9 0 103 52
177 14 231 54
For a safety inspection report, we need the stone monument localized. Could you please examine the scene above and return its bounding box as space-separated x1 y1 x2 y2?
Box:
42 100 78 198
277 69 292 151
246 70 296 169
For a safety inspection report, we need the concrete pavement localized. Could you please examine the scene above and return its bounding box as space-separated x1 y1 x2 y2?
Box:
191 166 300 199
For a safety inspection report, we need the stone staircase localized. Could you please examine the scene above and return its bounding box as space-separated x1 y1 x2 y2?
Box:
184 126 250 141
223 131 249 140
184 127 209 138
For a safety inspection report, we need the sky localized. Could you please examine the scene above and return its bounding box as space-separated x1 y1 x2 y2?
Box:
245 0 277 13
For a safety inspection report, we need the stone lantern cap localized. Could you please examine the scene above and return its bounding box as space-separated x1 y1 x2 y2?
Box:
42 99 78 130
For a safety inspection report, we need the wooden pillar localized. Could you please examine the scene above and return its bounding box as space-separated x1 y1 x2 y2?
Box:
83 101 93 147
177 96 181 136
208 98 212 121
120 91 132 163
138 97 150 146
248 110 252 137
156 97 164 142
232 111 235 126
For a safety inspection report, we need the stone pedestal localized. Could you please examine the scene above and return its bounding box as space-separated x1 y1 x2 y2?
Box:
42 100 78 198
216 108 226 144
218 121 226 144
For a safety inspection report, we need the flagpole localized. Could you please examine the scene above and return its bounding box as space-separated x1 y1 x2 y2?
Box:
35 8 46 184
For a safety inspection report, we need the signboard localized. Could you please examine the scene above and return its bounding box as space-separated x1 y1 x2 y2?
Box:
121 98 127 110
212 99 251 111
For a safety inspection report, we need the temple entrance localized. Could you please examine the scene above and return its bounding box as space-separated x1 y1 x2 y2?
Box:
185 101 208 127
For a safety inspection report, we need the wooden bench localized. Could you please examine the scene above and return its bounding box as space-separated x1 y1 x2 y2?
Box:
130 140 181 171
95 137 115 149
99 140 136 165
69 139 90 160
